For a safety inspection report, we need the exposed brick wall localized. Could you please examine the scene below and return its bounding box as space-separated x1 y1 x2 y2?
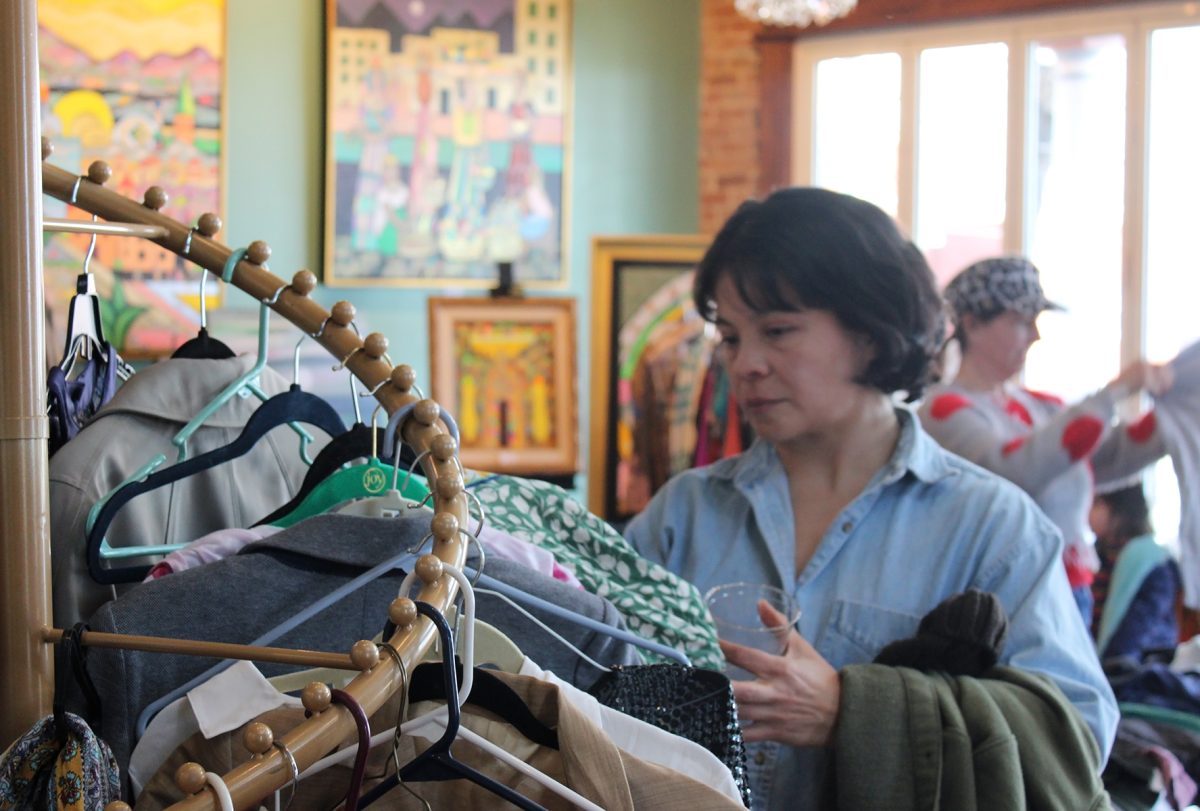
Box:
699 0 761 235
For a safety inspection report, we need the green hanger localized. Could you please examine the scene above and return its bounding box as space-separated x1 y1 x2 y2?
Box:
266 404 430 529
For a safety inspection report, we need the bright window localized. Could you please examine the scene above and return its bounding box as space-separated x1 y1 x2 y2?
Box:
794 5 1200 545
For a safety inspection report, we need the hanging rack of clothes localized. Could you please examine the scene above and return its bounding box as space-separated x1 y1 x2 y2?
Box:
32 149 472 808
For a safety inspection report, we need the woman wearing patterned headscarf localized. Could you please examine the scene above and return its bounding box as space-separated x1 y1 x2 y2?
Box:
918 256 1173 625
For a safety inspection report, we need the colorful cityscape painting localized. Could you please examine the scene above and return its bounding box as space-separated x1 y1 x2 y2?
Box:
39 0 225 361
325 0 571 286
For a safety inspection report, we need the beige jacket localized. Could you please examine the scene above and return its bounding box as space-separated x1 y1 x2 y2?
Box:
50 355 324 626
137 670 747 810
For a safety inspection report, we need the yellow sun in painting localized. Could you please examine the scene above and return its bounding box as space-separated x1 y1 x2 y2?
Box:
53 90 115 148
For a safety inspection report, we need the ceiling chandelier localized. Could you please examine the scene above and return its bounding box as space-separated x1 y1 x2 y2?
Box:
734 0 858 27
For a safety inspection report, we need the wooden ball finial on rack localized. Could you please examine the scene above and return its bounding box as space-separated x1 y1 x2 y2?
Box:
389 597 418 628
196 212 222 238
436 474 464 501
391 364 417 393
302 681 332 714
363 332 389 360
246 240 271 265
292 269 317 297
174 762 207 795
87 160 112 185
41 136 53 160
430 433 458 461
415 554 444 585
330 300 356 327
430 511 459 541
350 639 381 671
243 721 274 756
142 186 168 211
413 399 441 427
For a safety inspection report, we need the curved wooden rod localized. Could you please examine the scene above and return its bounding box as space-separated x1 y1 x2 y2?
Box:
40 150 470 810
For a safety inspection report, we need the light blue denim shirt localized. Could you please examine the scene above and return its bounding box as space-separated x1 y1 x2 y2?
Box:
625 408 1117 811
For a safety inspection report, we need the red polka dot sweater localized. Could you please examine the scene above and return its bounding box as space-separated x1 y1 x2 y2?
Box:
918 384 1165 587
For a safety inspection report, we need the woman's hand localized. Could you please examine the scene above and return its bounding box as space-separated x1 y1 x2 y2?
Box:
720 600 841 748
1108 360 1175 400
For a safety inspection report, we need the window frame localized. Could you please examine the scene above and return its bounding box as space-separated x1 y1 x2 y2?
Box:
790 1 1200 369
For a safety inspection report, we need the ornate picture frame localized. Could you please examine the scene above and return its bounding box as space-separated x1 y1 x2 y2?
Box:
428 296 578 474
587 234 711 522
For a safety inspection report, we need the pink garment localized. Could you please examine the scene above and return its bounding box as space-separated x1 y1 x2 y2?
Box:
477 524 583 589
144 525 284 581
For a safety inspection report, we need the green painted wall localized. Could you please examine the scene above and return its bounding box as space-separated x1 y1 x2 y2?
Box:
221 0 699 489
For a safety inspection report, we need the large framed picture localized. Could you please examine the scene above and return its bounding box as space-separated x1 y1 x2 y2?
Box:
587 234 712 522
324 0 572 287
38 0 227 360
428 296 577 474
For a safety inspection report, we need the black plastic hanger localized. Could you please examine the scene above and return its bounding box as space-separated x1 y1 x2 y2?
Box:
356 602 548 810
408 660 559 750
172 268 235 359
171 325 236 359
86 384 346 584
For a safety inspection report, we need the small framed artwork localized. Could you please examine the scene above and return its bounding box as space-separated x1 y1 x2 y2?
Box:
428 296 578 474
324 0 573 287
588 234 712 522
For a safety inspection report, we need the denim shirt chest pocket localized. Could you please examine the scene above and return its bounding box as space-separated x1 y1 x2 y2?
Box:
815 599 923 669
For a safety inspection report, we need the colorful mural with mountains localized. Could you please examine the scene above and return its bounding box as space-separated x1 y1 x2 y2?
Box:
39 0 225 360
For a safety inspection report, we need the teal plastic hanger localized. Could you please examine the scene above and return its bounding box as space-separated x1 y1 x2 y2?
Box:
266 405 430 529
83 258 316 545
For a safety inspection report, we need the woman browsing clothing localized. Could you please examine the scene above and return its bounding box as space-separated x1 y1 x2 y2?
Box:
624 188 1117 810
918 256 1173 624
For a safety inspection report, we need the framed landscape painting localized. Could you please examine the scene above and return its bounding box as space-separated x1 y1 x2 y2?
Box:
428 296 577 474
325 0 572 287
38 0 226 360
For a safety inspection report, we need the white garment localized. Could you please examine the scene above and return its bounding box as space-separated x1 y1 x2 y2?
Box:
1157 339 1200 607
128 660 301 797
518 657 743 803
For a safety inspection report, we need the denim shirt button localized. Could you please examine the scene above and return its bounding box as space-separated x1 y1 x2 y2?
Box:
841 521 853 533
755 750 767 765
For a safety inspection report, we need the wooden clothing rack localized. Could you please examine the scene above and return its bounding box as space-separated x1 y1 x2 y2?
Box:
0 4 470 806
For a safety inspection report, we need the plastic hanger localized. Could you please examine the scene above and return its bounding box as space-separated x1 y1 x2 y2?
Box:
59 215 107 380
335 405 432 519
407 660 559 749
83 359 347 584
135 549 421 739
329 688 370 811
259 405 430 529
83 298 316 548
467 618 524 673
172 270 235 360
357 601 550 811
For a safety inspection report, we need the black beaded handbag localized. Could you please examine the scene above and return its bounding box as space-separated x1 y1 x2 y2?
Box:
587 664 752 808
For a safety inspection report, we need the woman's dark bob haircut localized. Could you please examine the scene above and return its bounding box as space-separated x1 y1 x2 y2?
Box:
694 187 945 402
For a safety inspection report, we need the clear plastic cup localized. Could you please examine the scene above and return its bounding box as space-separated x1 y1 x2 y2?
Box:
704 582 801 681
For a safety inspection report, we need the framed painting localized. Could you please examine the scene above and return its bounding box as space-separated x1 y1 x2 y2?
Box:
38 0 226 361
324 0 572 287
587 234 712 523
428 296 577 474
